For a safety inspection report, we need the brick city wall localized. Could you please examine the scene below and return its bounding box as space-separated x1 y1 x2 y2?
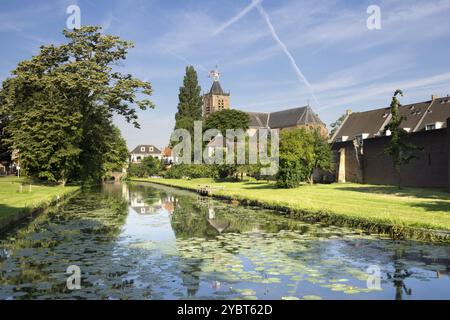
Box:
332 120 449 189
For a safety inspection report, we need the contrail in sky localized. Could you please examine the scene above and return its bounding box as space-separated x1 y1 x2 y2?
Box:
211 0 319 107
166 49 208 73
212 0 262 36
255 4 319 107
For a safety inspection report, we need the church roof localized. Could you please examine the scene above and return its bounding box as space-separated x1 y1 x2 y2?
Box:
247 112 270 128
270 106 323 128
210 80 226 95
246 106 324 129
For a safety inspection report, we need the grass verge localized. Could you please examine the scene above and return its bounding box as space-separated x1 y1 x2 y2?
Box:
130 177 450 242
0 176 80 231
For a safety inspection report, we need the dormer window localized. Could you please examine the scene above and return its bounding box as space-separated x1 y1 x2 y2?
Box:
336 136 348 142
149 146 153 152
425 122 443 131
140 147 145 152
355 133 369 145
385 130 392 136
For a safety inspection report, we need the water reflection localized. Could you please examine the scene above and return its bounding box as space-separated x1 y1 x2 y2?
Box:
0 182 449 300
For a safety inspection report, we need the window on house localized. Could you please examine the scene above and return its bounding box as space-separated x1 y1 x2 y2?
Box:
425 124 436 131
149 147 153 152
140 147 145 152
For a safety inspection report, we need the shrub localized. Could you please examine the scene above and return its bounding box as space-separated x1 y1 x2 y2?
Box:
127 156 163 178
276 128 332 188
165 164 215 179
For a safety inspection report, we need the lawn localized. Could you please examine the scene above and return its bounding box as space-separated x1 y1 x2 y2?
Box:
132 178 450 232
0 176 80 228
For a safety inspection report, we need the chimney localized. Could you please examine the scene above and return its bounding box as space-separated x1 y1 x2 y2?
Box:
431 94 438 101
346 109 352 116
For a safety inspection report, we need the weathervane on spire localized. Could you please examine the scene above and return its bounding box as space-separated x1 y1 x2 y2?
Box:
208 66 220 82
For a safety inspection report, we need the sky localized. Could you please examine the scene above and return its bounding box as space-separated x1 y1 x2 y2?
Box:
1 0 450 150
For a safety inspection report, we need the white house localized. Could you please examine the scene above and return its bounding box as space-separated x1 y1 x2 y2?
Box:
129 145 162 163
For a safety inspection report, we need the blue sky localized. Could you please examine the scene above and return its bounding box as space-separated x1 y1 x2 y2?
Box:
1 0 450 149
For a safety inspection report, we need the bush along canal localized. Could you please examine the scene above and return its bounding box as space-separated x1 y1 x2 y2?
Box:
1 182 450 300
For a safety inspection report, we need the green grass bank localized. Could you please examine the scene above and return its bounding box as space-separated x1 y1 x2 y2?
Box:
130 177 450 242
0 176 80 232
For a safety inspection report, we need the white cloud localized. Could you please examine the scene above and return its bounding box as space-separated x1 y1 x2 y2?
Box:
317 71 450 111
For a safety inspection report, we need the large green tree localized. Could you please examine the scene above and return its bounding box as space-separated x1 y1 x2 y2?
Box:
204 109 250 180
102 126 129 174
383 89 419 188
203 109 250 136
0 26 154 184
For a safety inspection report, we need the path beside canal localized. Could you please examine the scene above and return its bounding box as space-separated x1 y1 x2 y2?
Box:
130 178 450 243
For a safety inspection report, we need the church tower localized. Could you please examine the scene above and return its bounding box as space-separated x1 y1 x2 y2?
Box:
203 68 230 117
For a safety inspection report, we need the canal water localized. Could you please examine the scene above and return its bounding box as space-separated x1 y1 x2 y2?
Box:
0 182 449 300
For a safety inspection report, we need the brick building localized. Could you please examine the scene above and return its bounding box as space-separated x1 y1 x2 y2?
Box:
330 95 450 190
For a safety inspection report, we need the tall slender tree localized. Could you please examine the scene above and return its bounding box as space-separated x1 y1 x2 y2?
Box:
383 89 420 188
174 66 203 134
330 113 346 136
